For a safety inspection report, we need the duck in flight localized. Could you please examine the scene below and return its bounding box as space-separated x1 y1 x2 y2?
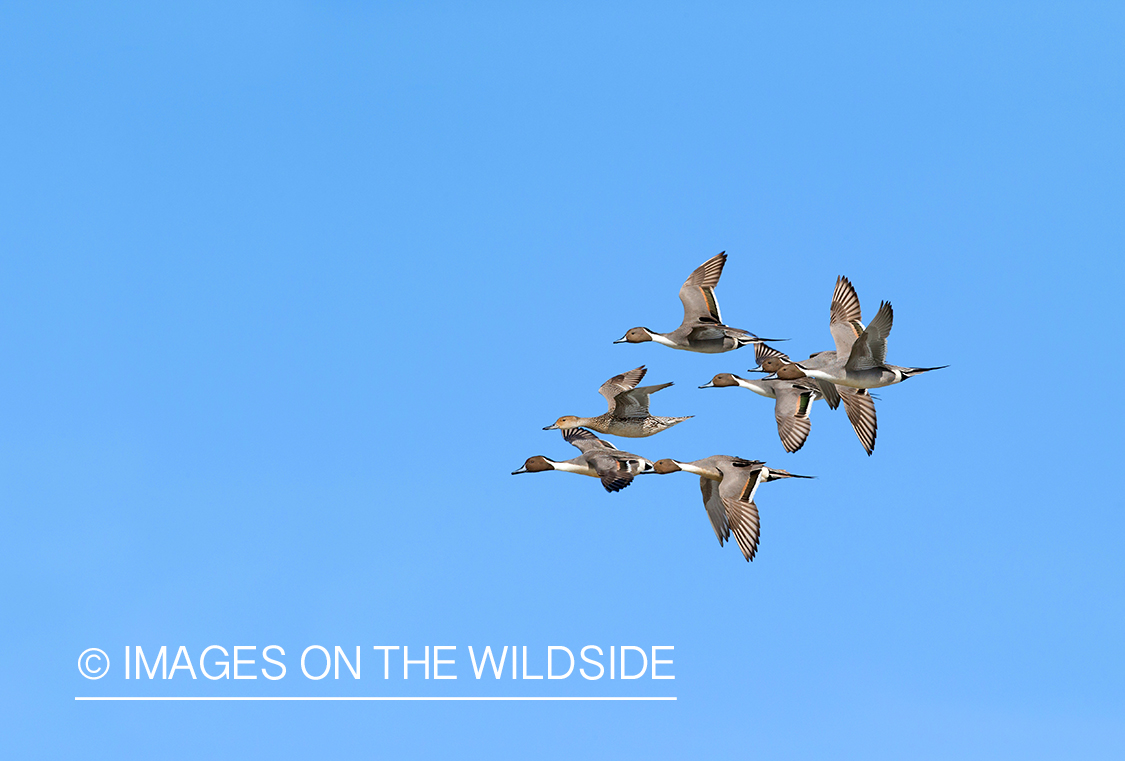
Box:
544 366 691 438
652 456 813 561
614 252 781 353
512 427 655 493
760 276 946 389
698 373 827 454
744 342 880 456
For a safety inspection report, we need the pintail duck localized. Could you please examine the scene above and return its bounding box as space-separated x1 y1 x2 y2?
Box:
763 276 947 389
512 428 655 493
544 366 691 438
749 342 879 456
652 456 813 561
614 252 782 353
698 373 826 454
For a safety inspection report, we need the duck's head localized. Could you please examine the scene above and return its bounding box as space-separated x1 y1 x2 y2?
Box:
543 416 580 431
652 458 682 474
755 357 807 380
772 363 809 380
614 327 654 344
512 456 554 475
753 357 787 374
699 373 740 389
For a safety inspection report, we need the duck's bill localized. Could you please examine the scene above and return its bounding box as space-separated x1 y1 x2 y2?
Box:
612 336 628 344
747 366 767 373
542 423 559 430
698 381 715 388
511 467 529 475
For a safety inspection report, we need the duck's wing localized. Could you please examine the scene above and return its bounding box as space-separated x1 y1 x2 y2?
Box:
845 301 893 371
613 382 673 419
839 387 878 455
678 252 727 326
587 453 641 493
829 276 866 357
685 323 734 342
598 366 647 414
773 384 818 453
719 462 765 562
699 477 731 547
793 351 841 408
562 427 618 453
812 378 841 410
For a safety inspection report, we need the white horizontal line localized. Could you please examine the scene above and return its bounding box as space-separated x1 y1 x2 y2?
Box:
75 696 676 701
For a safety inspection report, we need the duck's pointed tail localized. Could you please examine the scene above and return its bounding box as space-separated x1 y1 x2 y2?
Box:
764 469 815 481
738 333 788 347
902 364 949 378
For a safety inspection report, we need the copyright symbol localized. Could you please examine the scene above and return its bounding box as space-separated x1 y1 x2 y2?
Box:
78 648 110 679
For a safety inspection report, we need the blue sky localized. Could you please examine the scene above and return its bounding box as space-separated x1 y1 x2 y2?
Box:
2 2 1123 758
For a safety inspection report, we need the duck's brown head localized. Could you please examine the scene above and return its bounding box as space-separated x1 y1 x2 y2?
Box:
652 459 682 474
700 373 739 389
614 327 653 344
756 357 787 373
512 456 553 475
773 363 808 380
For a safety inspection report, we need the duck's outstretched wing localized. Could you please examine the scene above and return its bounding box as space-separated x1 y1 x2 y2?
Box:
812 378 841 410
845 301 893 371
588 453 643 493
719 463 765 562
839 387 878 456
723 498 761 562
699 477 730 547
598 366 647 414
614 382 673 419
773 384 818 453
829 276 866 357
678 252 727 326
562 427 618 453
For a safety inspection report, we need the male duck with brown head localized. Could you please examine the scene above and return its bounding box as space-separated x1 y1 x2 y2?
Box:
698 372 827 454
754 276 946 390
652 456 813 562
544 366 691 438
614 252 782 353
512 428 655 493
722 343 881 456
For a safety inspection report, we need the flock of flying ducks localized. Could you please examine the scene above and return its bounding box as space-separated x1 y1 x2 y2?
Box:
513 252 945 562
